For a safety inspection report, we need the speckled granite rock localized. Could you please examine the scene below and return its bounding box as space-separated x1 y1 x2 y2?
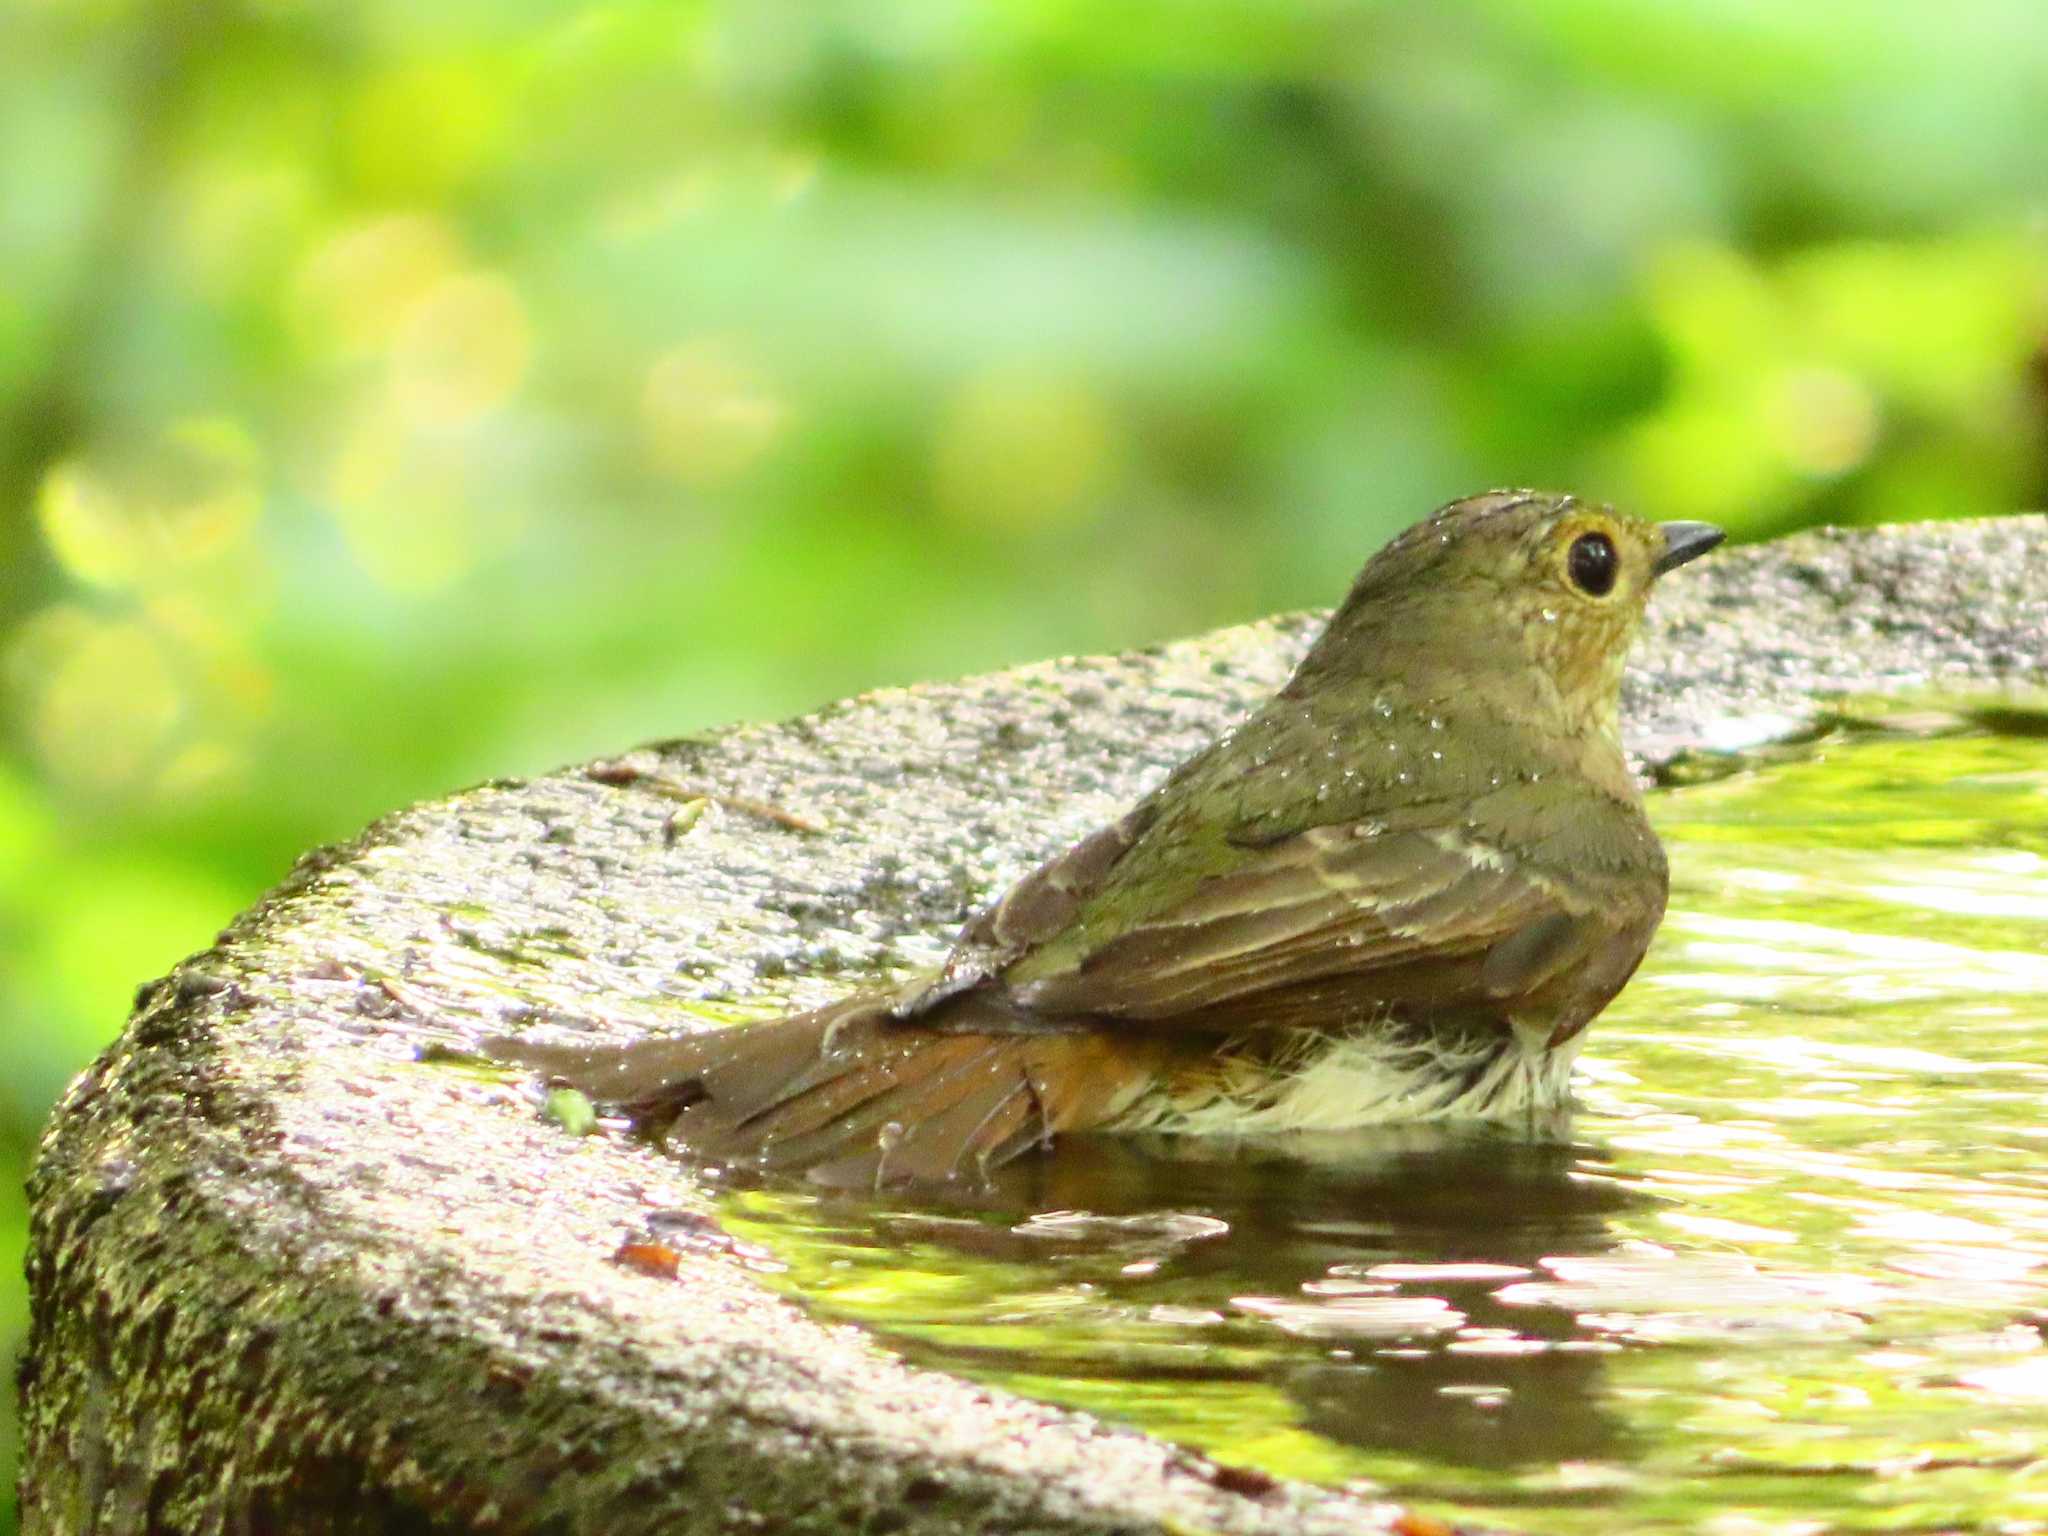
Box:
20 515 2048 1535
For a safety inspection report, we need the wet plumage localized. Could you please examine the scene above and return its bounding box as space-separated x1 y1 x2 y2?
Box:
495 490 1722 1186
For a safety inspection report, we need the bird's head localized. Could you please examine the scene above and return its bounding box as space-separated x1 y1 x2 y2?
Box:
1296 489 1723 742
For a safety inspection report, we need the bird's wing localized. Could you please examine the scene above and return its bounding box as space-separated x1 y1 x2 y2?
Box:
1004 811 1650 1026
894 798 1165 1016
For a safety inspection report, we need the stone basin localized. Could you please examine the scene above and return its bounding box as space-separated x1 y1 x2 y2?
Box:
21 515 2048 1534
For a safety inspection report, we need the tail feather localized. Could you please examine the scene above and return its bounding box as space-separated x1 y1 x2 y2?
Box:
707 1034 1012 1173
763 1039 1021 1185
488 992 1176 1187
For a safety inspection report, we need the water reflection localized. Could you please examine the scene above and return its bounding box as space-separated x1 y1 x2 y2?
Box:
731 1124 1647 1473
717 722 2048 1532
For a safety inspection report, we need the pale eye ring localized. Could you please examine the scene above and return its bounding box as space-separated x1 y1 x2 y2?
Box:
1567 532 1618 596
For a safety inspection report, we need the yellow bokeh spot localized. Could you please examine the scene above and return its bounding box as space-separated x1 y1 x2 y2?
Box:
155 740 247 804
1769 366 1881 479
144 592 276 720
933 372 1117 532
641 338 785 485
158 418 264 558
1786 236 2048 416
1619 230 2047 528
36 419 262 591
290 213 463 357
9 607 184 796
327 403 403 509
36 461 135 589
390 271 532 428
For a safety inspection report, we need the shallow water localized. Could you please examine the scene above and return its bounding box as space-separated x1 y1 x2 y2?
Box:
718 722 2048 1534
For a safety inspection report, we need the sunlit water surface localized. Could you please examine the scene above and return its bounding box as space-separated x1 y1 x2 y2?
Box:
717 724 2048 1534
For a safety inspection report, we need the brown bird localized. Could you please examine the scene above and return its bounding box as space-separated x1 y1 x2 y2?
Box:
495 490 1722 1186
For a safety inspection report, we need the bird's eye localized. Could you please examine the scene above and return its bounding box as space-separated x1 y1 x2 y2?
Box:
1567 532 1618 596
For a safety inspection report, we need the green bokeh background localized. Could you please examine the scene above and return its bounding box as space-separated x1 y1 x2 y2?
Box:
2 0 2045 1518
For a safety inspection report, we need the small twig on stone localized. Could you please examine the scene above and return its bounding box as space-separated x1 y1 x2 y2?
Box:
585 760 824 834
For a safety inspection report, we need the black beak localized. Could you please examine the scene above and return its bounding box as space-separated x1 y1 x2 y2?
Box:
1654 520 1725 576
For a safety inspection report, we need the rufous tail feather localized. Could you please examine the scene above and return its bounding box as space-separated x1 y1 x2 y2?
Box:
490 997 1175 1187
